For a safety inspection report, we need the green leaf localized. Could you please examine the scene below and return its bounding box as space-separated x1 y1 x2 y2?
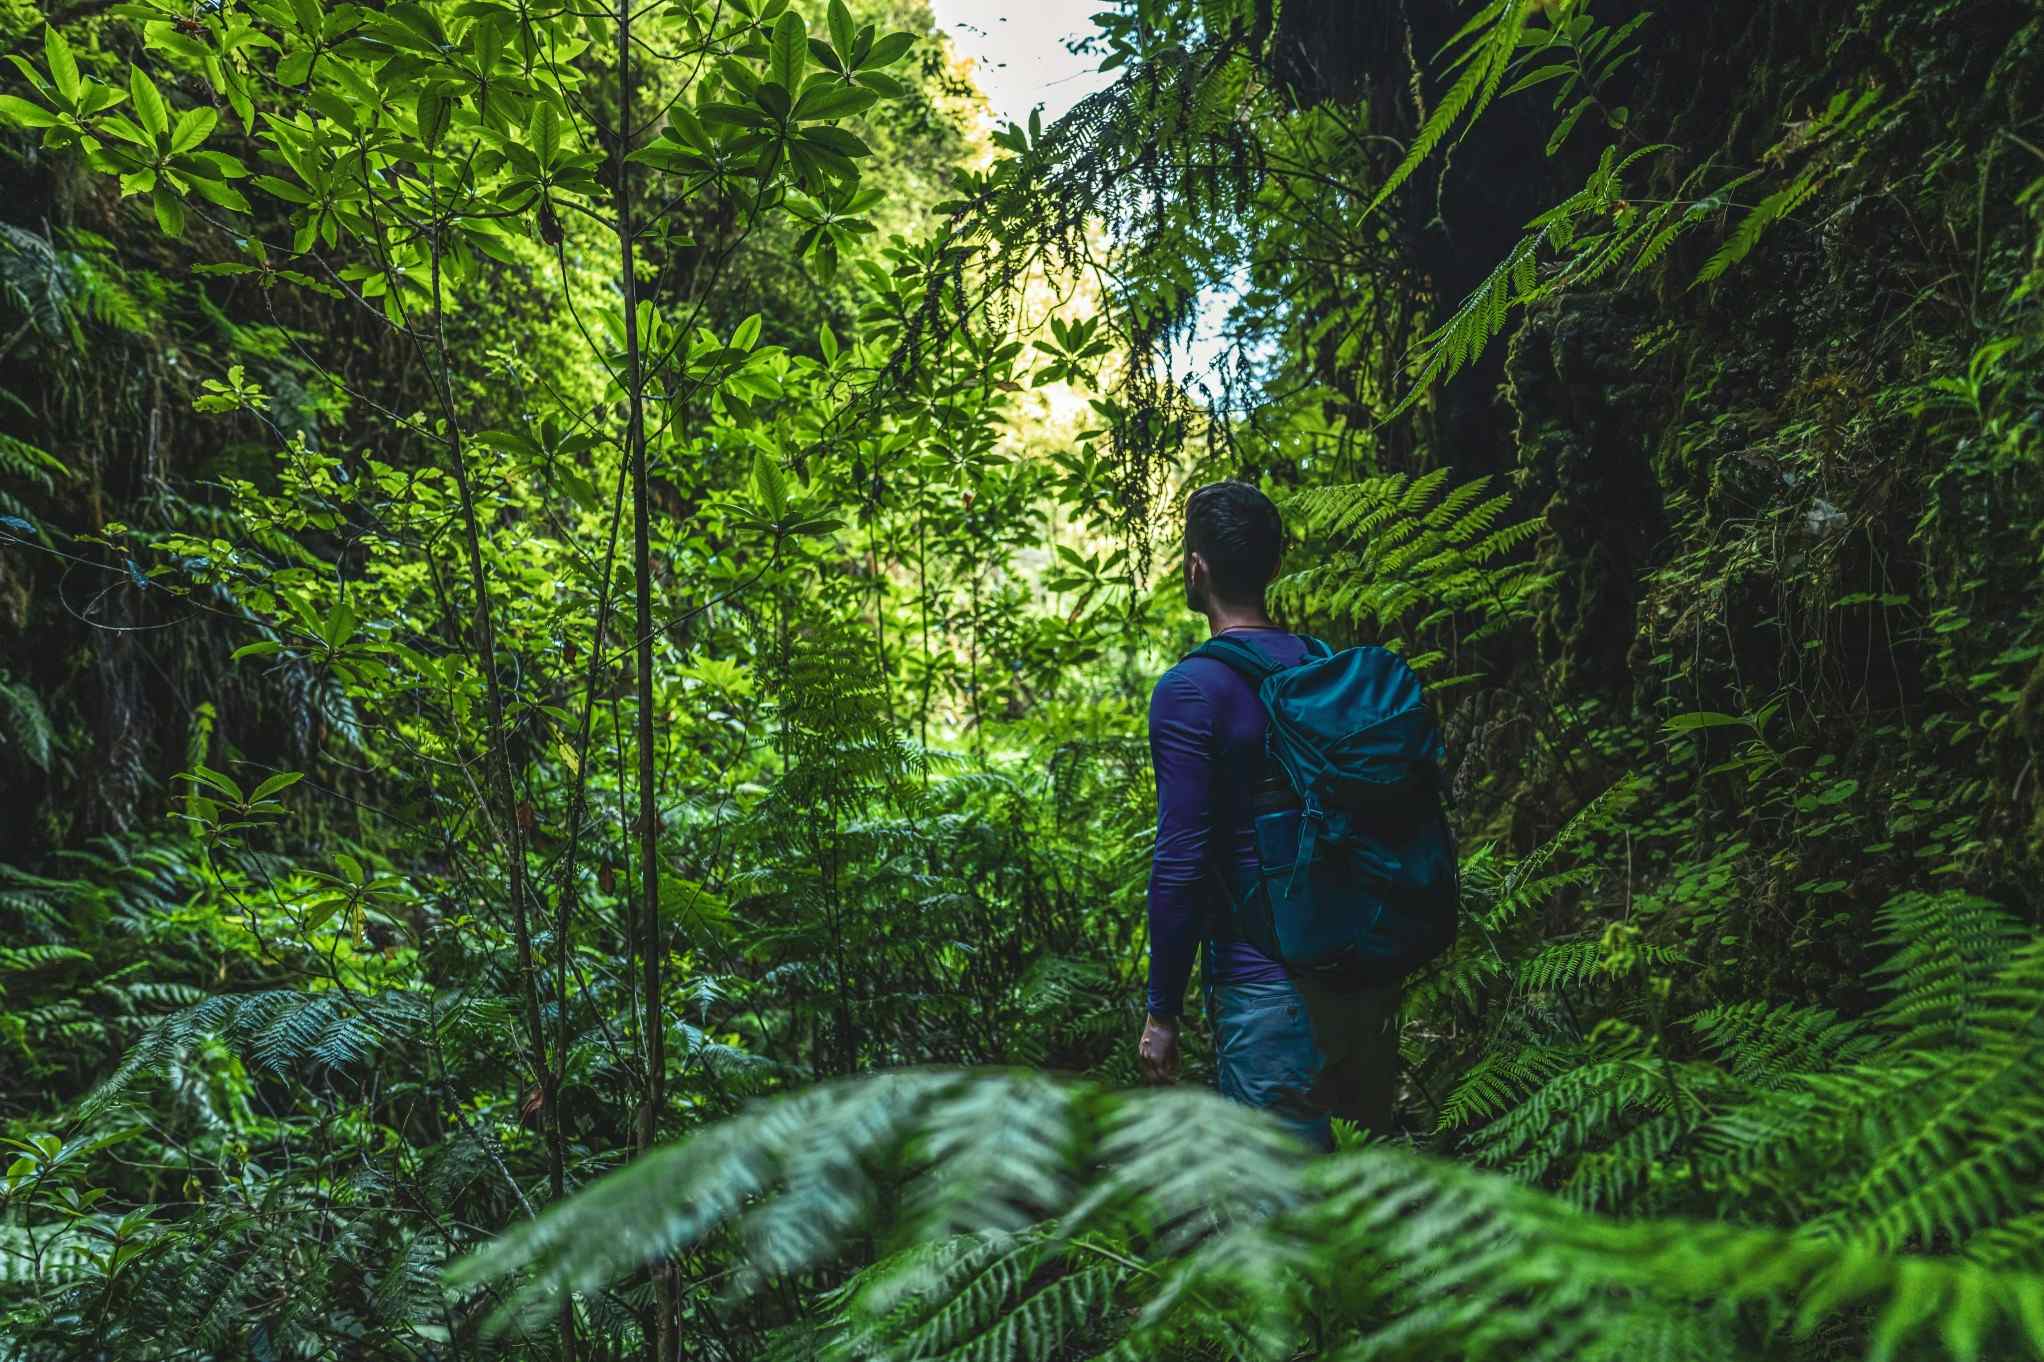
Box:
169 104 218 154
151 185 186 236
187 173 252 213
528 98 561 169
0 95 60 128
769 11 806 94
1662 711 1752 734
250 771 305 802
129 64 168 140
852 70 907 99
45 26 80 103
752 450 788 519
794 84 876 121
1500 62 1570 98
416 87 451 152
827 0 855 59
858 30 914 69
801 125 870 158
251 173 313 204
301 893 345 935
807 36 844 73
183 764 244 802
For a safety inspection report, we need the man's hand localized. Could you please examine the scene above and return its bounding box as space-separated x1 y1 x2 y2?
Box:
1138 1014 1181 1084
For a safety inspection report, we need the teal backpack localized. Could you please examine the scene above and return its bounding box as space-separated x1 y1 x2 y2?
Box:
1188 634 1460 988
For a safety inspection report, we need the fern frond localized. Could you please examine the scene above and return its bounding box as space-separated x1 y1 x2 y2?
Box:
1366 0 1533 217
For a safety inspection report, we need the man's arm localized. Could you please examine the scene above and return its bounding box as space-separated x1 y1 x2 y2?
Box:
1146 668 1215 1024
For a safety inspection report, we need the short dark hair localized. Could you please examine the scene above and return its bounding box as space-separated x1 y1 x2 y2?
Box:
1185 481 1284 605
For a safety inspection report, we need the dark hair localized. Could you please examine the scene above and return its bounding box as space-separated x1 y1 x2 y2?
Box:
1185 481 1284 605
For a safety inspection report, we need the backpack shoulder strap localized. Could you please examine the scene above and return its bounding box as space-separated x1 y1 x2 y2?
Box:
1183 634 1285 683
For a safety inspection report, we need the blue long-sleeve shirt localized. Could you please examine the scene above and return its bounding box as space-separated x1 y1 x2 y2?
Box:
1146 627 1304 1017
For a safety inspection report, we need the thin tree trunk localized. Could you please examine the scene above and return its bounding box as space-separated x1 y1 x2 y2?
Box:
613 3 673 1355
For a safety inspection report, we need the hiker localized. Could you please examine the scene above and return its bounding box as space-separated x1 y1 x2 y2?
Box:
1137 481 1456 1150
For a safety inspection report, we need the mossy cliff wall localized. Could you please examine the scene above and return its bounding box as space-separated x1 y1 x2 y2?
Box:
1453 1 2042 993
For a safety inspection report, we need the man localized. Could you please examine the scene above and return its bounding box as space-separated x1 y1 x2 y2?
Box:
1137 481 1399 1149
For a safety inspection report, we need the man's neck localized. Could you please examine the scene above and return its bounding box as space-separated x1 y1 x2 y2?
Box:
1205 604 1278 636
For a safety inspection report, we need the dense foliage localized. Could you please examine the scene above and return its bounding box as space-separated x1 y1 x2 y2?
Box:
1 0 2040 1359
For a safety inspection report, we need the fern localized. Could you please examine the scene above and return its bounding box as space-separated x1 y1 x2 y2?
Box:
1824 938 2044 1253
0 673 58 773
1692 86 1891 286
813 1230 1128 1362
1272 470 1549 670
1687 1000 1882 1088
1868 890 2026 1047
452 1070 2044 1361
1435 1041 1585 1133
1366 0 1536 217
79 989 426 1118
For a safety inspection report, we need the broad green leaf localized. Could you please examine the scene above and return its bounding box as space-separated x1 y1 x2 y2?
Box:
528 98 561 169
185 764 244 802
45 26 80 103
752 450 788 519
827 0 854 58
151 185 186 236
129 64 168 139
251 173 313 204
794 85 876 122
0 95 59 128
301 893 345 936
169 104 217 154
807 37 844 73
802 125 870 158
323 598 356 649
852 71 908 99
769 11 806 94
251 771 305 802
416 87 451 152
858 30 914 69
187 174 252 212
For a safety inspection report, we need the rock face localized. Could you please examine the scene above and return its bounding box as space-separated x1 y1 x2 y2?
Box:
1416 0 2044 956
1508 292 1669 699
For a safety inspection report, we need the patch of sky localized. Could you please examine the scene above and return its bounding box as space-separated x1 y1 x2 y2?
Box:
928 0 1253 395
